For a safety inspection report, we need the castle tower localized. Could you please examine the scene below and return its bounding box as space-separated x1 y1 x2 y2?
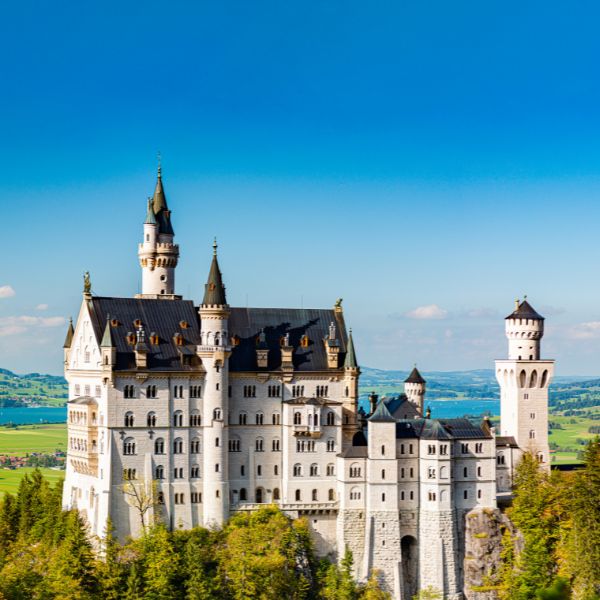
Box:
495 298 553 468
198 240 231 526
342 328 361 442
137 166 180 298
404 366 426 415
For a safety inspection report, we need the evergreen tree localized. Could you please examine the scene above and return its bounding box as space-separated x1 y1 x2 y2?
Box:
124 561 145 600
95 518 127 599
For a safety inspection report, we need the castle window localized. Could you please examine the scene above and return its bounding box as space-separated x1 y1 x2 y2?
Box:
350 488 361 500
477 489 482 500
464 467 468 477
155 465 164 479
84 348 90 363
75 385 81 396
427 467 436 479
123 468 137 480
255 438 264 452
191 492 201 504
294 412 302 425
239 488 247 501
124 385 135 399
310 464 318 476
325 412 335 426
174 467 183 479
381 493 385 502
239 411 247 425
256 412 264 425
381 469 386 480
215 437 220 447
401 468 405 478
350 464 362 478
272 412 281 425
272 438 280 452
529 430 535 439
293 464 302 477
173 410 183 427
191 438 201 454
326 439 335 452
95 386 101 397
189 385 201 398
381 445 385 456
475 443 483 453
327 463 335 476
440 466 448 479
477 466 482 477
215 463 219 472
273 488 280 501
274 465 278 475
124 412 134 427
173 438 183 454
461 443 469 454
213 408 222 420
190 411 201 427
155 438 165 454
497 453 505 466
229 438 240 452
428 445 435 455
345 386 349 397
440 444 448 455
84 385 90 396
409 444 414 454
157 492 165 505
123 438 136 455
410 491 414 500
300 334 309 348
401 444 405 455
241 465 245 476
295 489 302 501
146 385 157 399
428 492 437 502
257 465 262 476
191 465 200 478
312 489 318 501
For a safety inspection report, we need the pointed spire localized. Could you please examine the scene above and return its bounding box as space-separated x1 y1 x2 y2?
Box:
63 317 74 348
257 328 268 349
101 315 115 348
405 366 426 384
151 164 174 236
144 198 157 225
344 329 358 368
202 239 227 306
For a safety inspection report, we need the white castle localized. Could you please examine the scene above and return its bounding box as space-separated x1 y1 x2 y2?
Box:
62 169 553 599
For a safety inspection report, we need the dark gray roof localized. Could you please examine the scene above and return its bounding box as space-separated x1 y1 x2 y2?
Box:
340 445 368 458
101 317 115 348
496 436 518 447
394 417 492 440
88 297 350 373
506 300 544 321
343 330 358 368
405 367 426 384
144 198 157 225
369 399 395 422
227 307 350 372
385 395 421 420
151 168 174 236
352 430 368 446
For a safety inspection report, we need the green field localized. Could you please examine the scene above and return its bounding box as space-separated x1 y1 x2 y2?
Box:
0 424 67 455
0 369 67 407
0 467 64 495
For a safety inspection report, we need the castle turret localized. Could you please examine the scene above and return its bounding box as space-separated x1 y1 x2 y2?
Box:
63 317 74 365
342 328 360 440
198 239 230 526
137 166 180 299
404 366 426 415
495 298 553 468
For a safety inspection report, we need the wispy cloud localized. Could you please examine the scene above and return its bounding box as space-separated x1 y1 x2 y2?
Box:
0 285 16 299
0 315 66 337
566 321 600 340
404 304 448 320
35 303 49 311
463 307 498 319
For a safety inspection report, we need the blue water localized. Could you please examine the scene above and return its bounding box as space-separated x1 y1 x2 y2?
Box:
0 406 67 425
359 398 499 419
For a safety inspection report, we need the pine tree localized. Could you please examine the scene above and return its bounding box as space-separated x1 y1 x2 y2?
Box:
139 524 182 600
95 518 127 599
124 561 145 600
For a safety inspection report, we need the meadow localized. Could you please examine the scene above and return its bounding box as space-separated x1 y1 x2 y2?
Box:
0 467 64 494
0 423 67 455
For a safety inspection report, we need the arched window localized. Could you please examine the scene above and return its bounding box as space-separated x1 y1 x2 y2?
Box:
272 438 280 451
272 412 281 425
327 439 335 452
147 412 156 427
273 488 280 501
155 465 164 479
350 487 361 500
256 412 264 425
312 489 318 501
328 489 335 501
191 465 201 478
173 438 183 454
154 438 164 454
310 463 318 476
239 411 247 425
124 412 134 427
519 370 527 388
530 370 538 388
255 488 263 503
239 488 247 501
124 385 135 399
497 453 505 465
326 412 335 426
173 410 183 427
123 437 136 455
189 411 201 427
293 464 302 477
191 437 201 454
350 463 362 478
295 489 302 501
229 437 240 452
541 370 549 388
255 438 264 452
326 463 335 476
213 408 222 421
294 412 302 425
146 385 157 399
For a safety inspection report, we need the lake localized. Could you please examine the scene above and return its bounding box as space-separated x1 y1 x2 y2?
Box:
0 406 67 425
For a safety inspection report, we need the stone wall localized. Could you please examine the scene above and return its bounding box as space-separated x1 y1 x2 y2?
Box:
336 509 366 579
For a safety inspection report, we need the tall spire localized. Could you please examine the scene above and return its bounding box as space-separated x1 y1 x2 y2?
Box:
344 329 358 368
202 239 227 306
101 315 115 348
152 164 174 236
63 317 74 348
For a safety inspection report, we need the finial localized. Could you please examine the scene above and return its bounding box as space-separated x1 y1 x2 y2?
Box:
523 294 528 300
83 271 91 294
69 317 73 325
157 151 162 177
349 327 352 334
213 237 218 256
515 298 520 310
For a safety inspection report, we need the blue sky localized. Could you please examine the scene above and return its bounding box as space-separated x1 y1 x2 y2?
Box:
2 1 600 375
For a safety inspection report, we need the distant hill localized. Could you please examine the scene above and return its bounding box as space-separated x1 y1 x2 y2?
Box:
0 369 68 407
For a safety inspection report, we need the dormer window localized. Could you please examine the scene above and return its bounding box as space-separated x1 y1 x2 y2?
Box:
300 335 310 348
133 319 142 328
110 318 119 327
126 332 136 345
150 332 159 345
173 333 184 346
232 335 241 346
179 320 189 329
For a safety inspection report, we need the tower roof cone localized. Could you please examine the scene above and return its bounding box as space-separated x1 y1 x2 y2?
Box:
202 239 227 306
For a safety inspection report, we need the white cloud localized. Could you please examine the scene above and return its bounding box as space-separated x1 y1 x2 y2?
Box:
464 307 498 319
404 304 448 320
0 285 16 299
567 321 600 340
0 315 66 337
36 303 49 311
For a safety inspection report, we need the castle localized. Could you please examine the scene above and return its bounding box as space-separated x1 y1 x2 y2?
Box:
62 169 553 599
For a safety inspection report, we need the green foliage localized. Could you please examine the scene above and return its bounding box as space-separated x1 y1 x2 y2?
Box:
412 586 442 599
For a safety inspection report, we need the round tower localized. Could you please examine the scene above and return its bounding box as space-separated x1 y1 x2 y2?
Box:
137 166 180 298
198 239 230 527
404 366 426 415
505 297 544 360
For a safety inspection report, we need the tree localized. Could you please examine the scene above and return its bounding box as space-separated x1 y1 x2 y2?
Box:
95 518 127 599
359 570 391 599
412 587 442 600
121 475 159 533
